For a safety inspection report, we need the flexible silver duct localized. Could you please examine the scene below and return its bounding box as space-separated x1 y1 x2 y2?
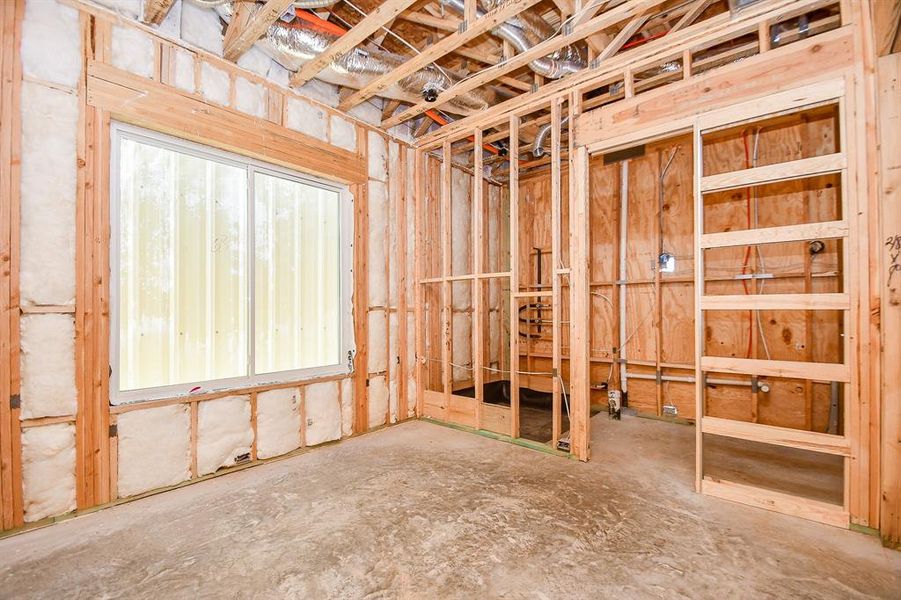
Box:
212 2 491 110
186 0 231 7
440 0 585 79
292 0 340 8
532 116 569 157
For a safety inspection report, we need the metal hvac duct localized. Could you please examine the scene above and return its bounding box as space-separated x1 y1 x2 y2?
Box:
210 1 492 111
440 0 585 79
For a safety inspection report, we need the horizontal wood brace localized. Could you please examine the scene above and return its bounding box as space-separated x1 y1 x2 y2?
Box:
700 356 850 382
701 416 850 456
699 220 848 248
700 153 846 192
696 78 846 131
699 293 850 311
701 477 849 528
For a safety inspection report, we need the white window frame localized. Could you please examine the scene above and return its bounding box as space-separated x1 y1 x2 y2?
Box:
109 122 355 405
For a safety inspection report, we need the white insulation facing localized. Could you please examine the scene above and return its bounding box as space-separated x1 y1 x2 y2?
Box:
173 47 196 93
340 378 354 437
19 314 76 419
452 313 472 383
21 0 81 89
200 62 230 106
111 25 155 79
368 180 388 307
368 132 387 182
256 387 301 459
179 0 223 55
117 405 191 497
21 423 76 523
368 375 388 429
235 77 266 118
197 396 253 475
286 97 328 142
304 382 341 446
330 116 356 151
20 81 77 306
368 310 387 374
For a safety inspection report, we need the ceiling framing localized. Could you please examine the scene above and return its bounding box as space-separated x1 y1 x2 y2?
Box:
141 0 731 141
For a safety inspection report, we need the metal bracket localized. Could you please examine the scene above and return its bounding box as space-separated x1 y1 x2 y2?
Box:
751 376 759 393
656 370 662 384
9 394 20 410
109 424 118 437
458 20 467 33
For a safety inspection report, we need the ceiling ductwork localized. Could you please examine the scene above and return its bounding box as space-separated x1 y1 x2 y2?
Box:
440 0 585 79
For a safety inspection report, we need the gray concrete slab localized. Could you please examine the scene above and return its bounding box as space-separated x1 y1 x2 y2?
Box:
1 415 898 599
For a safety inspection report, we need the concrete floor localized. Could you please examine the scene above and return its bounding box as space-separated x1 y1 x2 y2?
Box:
1 415 898 599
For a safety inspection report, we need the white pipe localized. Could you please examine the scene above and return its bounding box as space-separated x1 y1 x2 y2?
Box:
626 372 755 387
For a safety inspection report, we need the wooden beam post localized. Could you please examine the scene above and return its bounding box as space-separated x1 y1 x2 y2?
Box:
509 115 520 438
568 94 590 461
223 0 294 62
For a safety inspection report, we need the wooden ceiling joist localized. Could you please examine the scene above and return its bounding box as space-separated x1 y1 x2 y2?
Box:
142 0 176 25
223 0 295 62
382 0 661 129
418 0 832 146
337 0 545 112
290 0 420 87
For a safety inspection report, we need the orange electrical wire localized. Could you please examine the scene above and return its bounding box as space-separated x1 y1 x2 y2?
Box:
741 128 754 358
286 8 348 36
425 110 500 155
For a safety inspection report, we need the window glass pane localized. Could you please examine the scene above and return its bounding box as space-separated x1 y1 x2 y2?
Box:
254 172 341 374
118 137 248 391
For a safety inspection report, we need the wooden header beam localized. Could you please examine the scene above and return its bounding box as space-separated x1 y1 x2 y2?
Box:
290 0 419 87
338 0 545 112
223 0 294 62
383 0 661 129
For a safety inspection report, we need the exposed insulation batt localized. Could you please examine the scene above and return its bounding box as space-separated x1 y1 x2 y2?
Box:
21 423 76 523
117 404 191 497
367 180 388 307
368 132 387 182
172 47 195 93
340 378 354 437
368 310 387 374
489 315 500 363
451 170 472 301
156 0 182 38
286 97 328 142
180 0 223 55
200 62 230 106
19 314 76 419
236 46 271 77
304 382 341 446
348 101 381 126
21 0 81 89
368 375 388 429
92 0 141 18
256 387 301 459
111 25 155 78
296 78 339 107
406 375 417 418
235 77 266 118
197 395 253 475
389 375 398 424
453 313 472 383
387 141 400 302
330 116 356 151
20 81 77 306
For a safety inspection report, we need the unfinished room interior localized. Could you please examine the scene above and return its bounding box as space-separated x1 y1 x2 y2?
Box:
0 0 900 596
